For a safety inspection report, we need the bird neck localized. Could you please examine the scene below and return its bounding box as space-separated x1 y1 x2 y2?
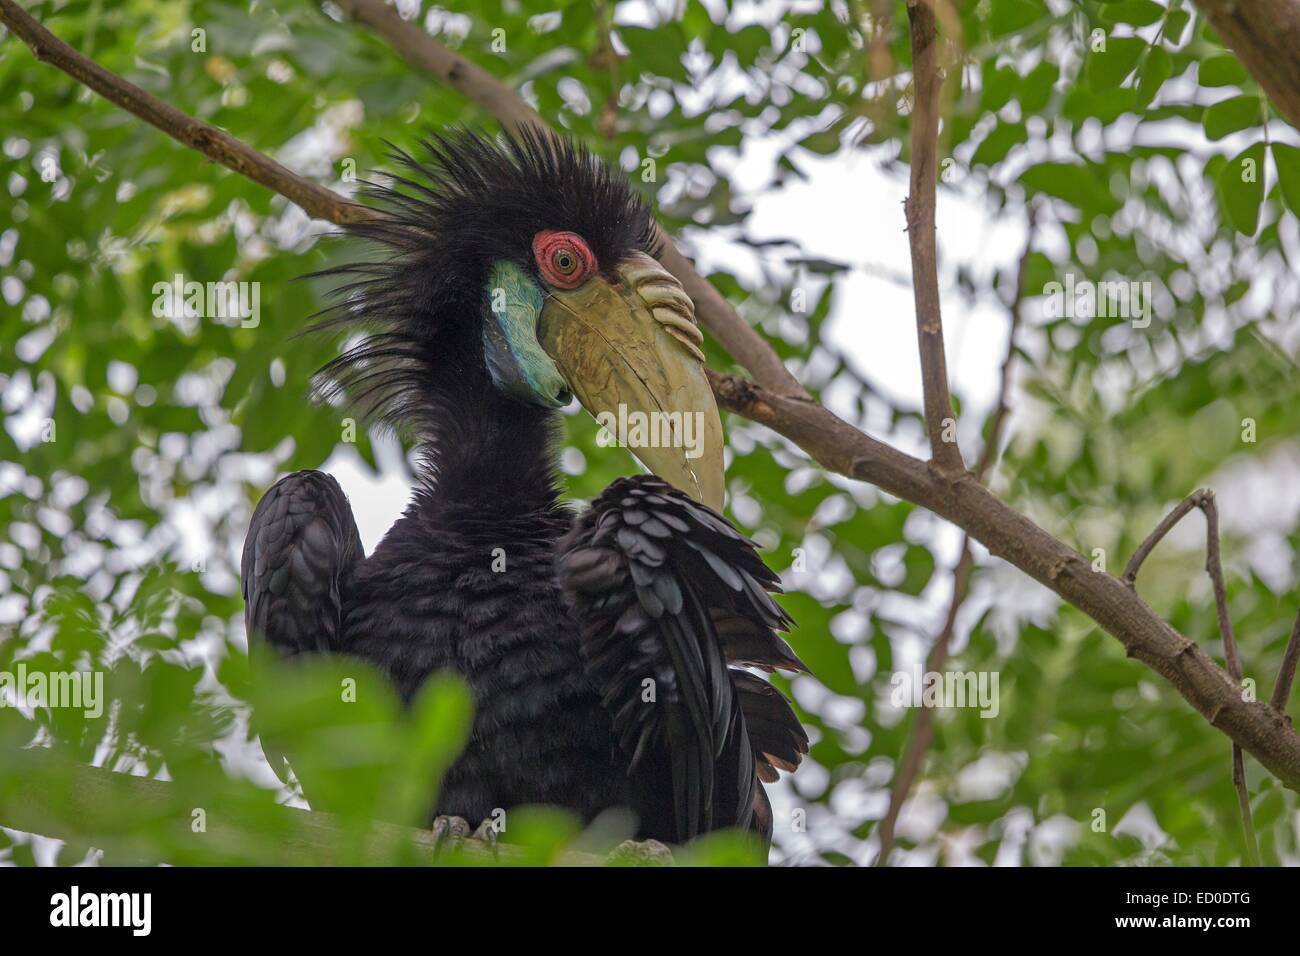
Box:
410 365 564 516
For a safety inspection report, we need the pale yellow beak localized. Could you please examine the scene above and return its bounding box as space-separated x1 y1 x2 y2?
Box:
537 252 725 510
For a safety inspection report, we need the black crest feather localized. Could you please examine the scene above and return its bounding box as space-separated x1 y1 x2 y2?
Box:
307 128 657 435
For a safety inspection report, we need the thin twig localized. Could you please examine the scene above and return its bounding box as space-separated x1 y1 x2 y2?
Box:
874 210 1038 866
1270 610 1300 712
874 538 972 866
904 0 963 474
1231 746 1258 864
972 204 1037 482
1123 488 1259 865
1123 492 1204 584
1201 493 1244 684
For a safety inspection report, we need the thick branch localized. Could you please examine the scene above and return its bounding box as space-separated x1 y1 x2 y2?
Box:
329 0 809 399
7 1 1300 796
708 370 1300 790
904 1 963 473
1194 0 1300 131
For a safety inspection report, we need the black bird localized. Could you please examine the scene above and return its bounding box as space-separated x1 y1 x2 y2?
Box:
241 130 809 849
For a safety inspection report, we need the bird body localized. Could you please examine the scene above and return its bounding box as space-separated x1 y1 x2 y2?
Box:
342 483 628 827
242 130 809 849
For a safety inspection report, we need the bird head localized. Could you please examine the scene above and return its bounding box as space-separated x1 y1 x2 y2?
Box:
313 129 723 509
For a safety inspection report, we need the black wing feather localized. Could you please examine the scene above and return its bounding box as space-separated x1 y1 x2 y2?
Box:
241 470 363 780
557 475 808 844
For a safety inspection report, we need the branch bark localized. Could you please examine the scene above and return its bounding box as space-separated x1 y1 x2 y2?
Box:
5 2 1300 802
904 1 963 473
1194 0 1300 131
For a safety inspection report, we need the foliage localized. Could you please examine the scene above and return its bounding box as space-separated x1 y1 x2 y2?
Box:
1 0 1298 865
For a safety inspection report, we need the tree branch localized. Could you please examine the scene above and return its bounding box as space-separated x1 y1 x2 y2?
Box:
0 0 374 226
328 0 809 400
331 0 546 139
708 370 1300 790
1123 488 1259 865
7 1 1300 799
904 1 963 473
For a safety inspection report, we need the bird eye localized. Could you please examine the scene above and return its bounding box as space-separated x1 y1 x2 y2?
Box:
533 230 596 290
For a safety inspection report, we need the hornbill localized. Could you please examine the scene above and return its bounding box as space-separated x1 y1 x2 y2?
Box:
241 130 810 849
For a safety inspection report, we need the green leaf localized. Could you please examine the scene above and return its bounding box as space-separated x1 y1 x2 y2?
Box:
619 26 686 79
730 24 771 64
779 593 859 696
1271 142 1300 215
799 127 843 156
1019 61 1059 113
1019 161 1117 213
1202 95 1262 140
971 121 1027 167
988 0 1042 37
1086 37 1146 91
1217 141 1266 235
1198 55 1249 89
900 545 936 596
1164 9 1192 44
1135 46 1171 110
1100 1 1165 26
980 64 1018 114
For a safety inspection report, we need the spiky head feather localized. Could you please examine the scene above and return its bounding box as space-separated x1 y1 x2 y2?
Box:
309 128 657 436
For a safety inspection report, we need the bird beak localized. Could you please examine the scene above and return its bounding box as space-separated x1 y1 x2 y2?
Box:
538 252 725 510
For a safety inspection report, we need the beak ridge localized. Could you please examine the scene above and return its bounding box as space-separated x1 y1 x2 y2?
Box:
538 253 725 510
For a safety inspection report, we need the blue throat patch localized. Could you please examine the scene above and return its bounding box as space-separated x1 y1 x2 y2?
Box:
482 260 570 408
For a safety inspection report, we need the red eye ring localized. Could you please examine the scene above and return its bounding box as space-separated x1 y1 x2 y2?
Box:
533 230 597 290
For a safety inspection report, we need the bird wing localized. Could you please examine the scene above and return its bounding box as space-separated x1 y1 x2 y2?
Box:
241 470 363 778
556 475 808 842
